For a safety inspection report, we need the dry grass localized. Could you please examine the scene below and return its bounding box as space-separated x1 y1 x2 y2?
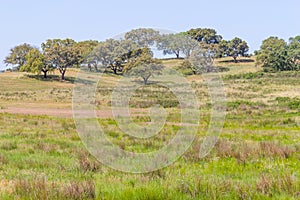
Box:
256 172 296 196
14 176 95 200
78 151 102 173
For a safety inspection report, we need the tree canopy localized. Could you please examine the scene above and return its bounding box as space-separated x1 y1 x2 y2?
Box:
256 37 290 71
20 49 52 78
75 40 99 66
288 36 300 70
12 27 300 81
124 48 164 85
88 39 138 74
255 36 300 71
4 43 35 70
157 33 198 58
42 39 82 80
125 28 160 48
188 47 214 74
186 29 250 61
220 37 249 62
187 28 222 44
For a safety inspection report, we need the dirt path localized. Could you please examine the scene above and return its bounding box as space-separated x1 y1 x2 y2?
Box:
0 107 114 118
0 107 199 126
0 106 152 118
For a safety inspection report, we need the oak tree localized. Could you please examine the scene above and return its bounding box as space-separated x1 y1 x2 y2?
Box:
20 49 52 78
125 28 160 48
42 39 81 80
89 39 138 74
256 37 290 71
4 43 35 70
124 48 164 84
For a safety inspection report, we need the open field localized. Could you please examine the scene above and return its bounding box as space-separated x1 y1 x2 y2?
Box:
0 57 299 199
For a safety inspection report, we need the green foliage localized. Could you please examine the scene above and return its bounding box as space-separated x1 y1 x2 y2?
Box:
186 29 251 61
125 28 160 48
157 33 198 58
187 28 222 44
88 39 138 74
42 38 82 80
186 28 224 59
188 47 214 74
256 36 295 72
220 37 249 62
20 49 52 78
288 36 300 70
125 48 164 84
4 43 35 70
75 40 99 67
179 60 195 75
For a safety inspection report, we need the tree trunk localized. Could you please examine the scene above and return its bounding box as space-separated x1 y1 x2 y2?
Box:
42 70 47 78
110 64 117 74
58 67 67 80
233 56 237 63
59 69 67 80
94 65 98 72
185 51 190 58
176 53 180 59
143 78 148 85
206 67 210 73
61 71 66 80
233 55 237 63
143 75 151 85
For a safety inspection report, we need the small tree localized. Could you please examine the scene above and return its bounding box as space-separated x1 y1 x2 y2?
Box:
4 43 35 70
256 37 290 71
226 37 249 62
125 48 164 84
20 49 52 78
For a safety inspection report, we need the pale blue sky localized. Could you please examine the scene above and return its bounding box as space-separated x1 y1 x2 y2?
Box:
1 0 299 69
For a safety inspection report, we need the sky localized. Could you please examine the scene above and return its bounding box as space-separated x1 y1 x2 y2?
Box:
0 0 300 70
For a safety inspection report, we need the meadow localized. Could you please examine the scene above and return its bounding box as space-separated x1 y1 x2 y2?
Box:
0 57 299 199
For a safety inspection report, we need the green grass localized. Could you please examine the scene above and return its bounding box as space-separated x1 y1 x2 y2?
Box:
0 58 299 199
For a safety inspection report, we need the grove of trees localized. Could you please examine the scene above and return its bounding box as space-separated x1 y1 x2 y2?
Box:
5 27 300 82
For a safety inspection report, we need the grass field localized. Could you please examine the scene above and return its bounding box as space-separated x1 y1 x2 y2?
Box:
0 57 299 199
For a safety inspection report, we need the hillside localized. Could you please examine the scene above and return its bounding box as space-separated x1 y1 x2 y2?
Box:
0 57 299 199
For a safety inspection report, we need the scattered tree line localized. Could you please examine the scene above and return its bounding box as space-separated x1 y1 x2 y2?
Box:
6 27 300 82
3 28 250 82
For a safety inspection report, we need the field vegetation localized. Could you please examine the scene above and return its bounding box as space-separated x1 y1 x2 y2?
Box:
0 56 299 199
